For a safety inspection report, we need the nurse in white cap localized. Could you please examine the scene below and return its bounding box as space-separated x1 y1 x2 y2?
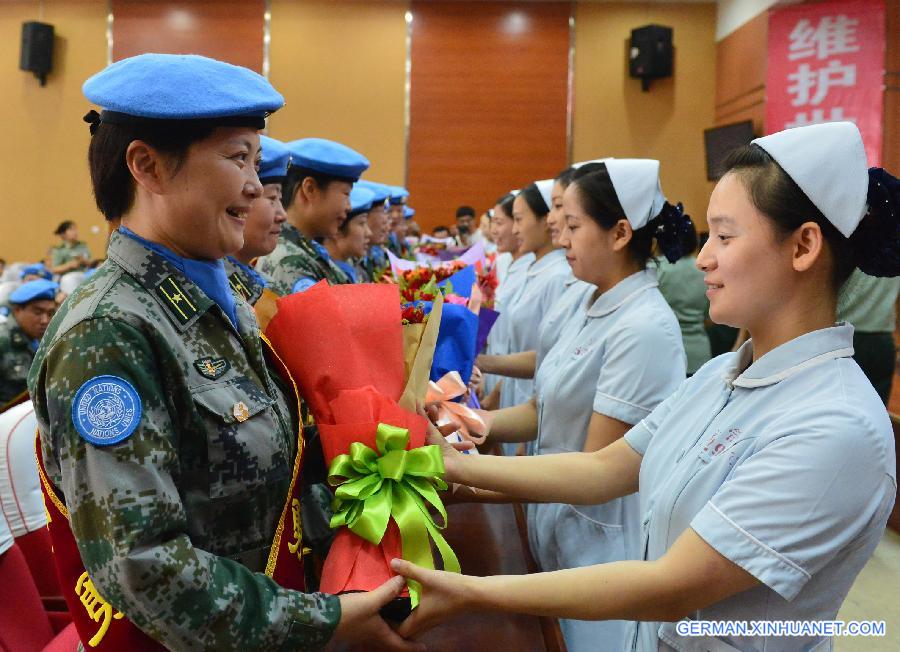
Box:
394 122 898 652
485 159 688 651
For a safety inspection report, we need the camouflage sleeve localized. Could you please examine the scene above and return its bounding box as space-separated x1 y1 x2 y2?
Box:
40 317 340 651
265 255 319 296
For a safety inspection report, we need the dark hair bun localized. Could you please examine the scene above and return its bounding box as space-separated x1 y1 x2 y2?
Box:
850 168 900 278
652 202 694 263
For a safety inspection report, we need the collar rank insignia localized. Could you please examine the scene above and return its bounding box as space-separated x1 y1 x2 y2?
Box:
228 273 251 301
155 275 199 325
232 401 250 423
194 357 230 380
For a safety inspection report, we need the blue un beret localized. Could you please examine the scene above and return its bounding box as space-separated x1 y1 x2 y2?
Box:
83 54 284 126
389 186 410 206
355 180 392 206
348 186 376 218
9 279 59 305
403 206 416 219
258 135 291 184
20 263 52 280
286 138 370 181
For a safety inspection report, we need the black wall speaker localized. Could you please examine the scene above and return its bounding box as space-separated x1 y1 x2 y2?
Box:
629 24 673 91
20 21 54 86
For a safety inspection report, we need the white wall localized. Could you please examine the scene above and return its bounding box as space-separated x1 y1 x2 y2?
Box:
716 0 779 40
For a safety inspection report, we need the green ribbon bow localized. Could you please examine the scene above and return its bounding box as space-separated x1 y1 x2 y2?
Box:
327 423 460 607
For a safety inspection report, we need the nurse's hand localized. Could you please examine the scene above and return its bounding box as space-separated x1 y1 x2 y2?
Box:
415 402 472 484
333 576 425 652
390 559 473 640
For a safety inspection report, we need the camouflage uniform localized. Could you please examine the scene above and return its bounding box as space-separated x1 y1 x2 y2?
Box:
256 223 351 295
360 244 389 283
0 318 35 405
223 256 266 305
28 230 340 651
49 240 92 269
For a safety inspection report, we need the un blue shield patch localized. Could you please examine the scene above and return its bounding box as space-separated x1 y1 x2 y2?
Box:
72 375 142 446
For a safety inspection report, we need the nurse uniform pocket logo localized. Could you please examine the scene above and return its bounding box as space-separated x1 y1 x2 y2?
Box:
72 375 142 446
698 428 742 464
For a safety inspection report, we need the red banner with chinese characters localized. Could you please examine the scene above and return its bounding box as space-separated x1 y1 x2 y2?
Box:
766 0 885 166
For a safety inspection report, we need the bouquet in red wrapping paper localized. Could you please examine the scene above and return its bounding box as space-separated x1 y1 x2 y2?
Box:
264 282 459 616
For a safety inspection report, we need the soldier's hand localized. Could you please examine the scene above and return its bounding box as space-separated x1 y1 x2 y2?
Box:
332 576 425 652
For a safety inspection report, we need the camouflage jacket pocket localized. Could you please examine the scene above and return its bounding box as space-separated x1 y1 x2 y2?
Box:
192 378 289 499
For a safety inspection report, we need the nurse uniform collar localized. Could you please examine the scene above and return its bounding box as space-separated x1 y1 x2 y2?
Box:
604 159 666 231
752 122 867 238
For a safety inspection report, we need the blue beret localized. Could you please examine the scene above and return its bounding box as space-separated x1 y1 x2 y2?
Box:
355 179 392 205
348 186 376 217
286 138 369 181
389 186 410 205
83 54 284 125
403 206 416 219
258 135 291 183
9 279 59 305
20 263 52 280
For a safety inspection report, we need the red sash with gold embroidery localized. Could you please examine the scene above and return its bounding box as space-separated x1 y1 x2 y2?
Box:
261 334 308 592
36 441 166 650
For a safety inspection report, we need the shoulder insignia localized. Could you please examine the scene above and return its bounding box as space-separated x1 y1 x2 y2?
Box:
194 356 231 380
155 275 198 325
72 375 142 446
228 272 251 301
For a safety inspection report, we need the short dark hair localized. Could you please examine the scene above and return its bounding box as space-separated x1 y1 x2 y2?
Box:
722 144 854 288
494 193 516 219
282 166 355 209
433 225 450 234
556 166 577 190
519 184 550 218
88 120 220 220
54 220 75 236
455 206 476 219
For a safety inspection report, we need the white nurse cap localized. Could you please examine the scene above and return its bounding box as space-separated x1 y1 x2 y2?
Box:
535 178 555 212
605 159 666 230
752 122 868 238
572 157 614 169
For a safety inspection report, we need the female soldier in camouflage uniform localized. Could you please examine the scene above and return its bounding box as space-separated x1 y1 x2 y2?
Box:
28 54 418 652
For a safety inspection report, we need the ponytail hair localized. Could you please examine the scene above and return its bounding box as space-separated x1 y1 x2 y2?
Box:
851 168 900 278
571 163 694 266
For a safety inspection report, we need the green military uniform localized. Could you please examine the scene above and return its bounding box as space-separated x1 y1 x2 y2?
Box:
29 230 340 650
0 318 35 405
256 223 351 295
837 269 900 404
224 256 266 305
49 240 91 270
653 256 712 375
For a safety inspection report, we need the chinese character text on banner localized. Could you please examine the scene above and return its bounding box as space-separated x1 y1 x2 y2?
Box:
767 0 885 166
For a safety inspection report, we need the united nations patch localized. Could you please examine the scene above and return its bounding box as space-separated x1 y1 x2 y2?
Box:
71 375 142 446
194 357 230 380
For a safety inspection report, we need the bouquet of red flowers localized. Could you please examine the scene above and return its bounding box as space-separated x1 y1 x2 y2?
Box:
264 283 459 614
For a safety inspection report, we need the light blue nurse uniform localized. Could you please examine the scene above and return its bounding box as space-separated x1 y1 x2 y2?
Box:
529 268 685 651
483 252 535 399
624 324 896 651
536 274 595 370
503 248 570 410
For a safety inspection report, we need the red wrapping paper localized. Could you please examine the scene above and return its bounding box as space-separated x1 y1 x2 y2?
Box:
264 282 433 595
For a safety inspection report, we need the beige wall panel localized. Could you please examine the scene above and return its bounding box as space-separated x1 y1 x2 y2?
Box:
267 0 408 187
573 2 717 231
3 0 108 264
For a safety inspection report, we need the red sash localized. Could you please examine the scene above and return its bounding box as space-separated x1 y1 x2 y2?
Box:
36 442 166 650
